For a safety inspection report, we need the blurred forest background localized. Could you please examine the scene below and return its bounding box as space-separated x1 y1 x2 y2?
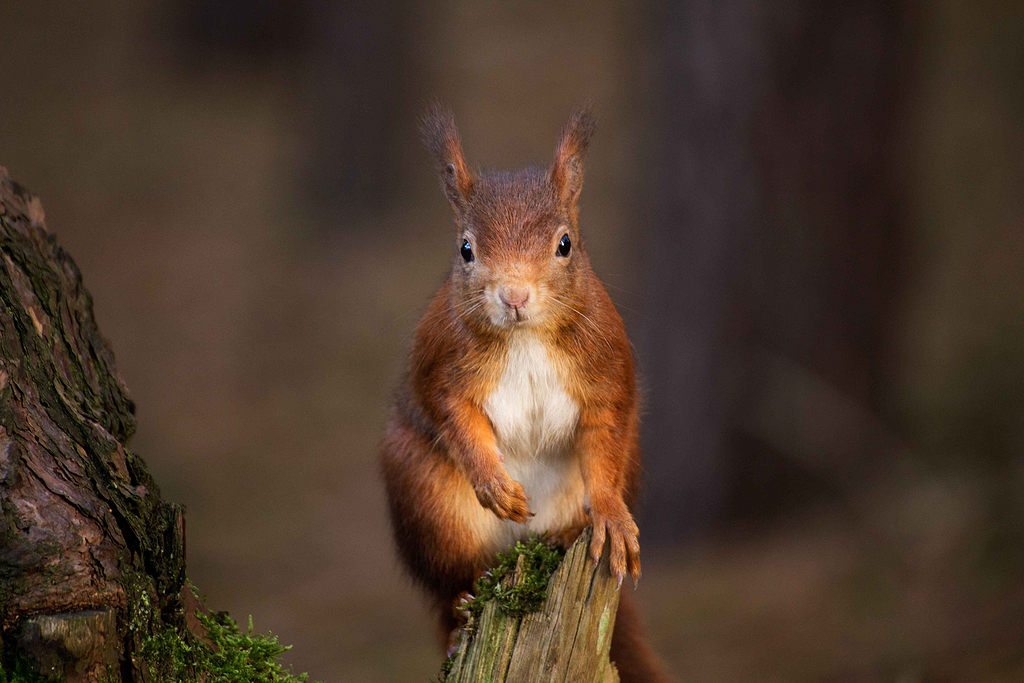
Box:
2 0 1024 681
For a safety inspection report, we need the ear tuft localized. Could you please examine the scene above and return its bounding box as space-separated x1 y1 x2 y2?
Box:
421 102 474 215
550 105 597 212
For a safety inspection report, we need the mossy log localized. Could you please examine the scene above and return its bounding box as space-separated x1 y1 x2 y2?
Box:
442 529 621 683
0 167 187 682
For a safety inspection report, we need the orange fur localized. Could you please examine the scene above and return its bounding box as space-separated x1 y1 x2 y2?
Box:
381 105 670 682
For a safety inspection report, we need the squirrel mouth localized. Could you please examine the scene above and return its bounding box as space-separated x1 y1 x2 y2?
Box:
498 309 528 329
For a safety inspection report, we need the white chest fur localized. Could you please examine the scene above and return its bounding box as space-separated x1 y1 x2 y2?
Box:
482 334 583 537
484 334 579 460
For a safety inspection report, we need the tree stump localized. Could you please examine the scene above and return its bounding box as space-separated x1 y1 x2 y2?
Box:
0 167 187 681
442 529 621 683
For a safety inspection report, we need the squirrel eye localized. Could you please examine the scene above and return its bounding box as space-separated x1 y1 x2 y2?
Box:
556 234 572 257
460 239 474 262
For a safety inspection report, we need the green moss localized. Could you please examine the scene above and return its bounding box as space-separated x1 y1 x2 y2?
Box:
432 651 455 683
0 651 58 683
139 585 318 683
118 569 157 636
434 537 564 681
467 535 564 619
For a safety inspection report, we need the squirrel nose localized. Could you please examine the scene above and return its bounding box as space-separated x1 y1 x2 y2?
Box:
500 286 530 309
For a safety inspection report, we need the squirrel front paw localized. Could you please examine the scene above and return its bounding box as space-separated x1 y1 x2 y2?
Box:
589 501 641 589
473 471 533 523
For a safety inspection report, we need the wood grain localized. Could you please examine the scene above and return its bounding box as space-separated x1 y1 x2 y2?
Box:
444 528 621 683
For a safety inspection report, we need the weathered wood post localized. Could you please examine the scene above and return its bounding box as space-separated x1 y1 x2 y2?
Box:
442 529 621 683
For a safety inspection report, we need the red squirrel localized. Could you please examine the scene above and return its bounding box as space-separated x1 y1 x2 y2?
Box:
381 105 670 682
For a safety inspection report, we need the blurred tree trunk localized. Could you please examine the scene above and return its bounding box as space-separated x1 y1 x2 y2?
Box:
639 0 907 541
302 0 415 216
0 168 187 682
171 0 414 218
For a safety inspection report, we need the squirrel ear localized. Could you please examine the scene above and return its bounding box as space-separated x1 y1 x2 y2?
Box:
550 105 596 213
421 103 475 216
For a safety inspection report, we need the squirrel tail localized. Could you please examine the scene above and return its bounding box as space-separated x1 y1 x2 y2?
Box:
611 590 674 683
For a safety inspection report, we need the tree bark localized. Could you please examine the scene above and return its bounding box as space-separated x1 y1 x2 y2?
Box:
0 167 186 682
442 529 621 683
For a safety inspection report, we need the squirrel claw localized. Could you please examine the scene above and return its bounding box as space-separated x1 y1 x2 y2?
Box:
452 591 474 619
590 505 641 587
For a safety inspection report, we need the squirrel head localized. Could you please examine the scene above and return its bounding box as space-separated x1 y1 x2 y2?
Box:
421 104 597 333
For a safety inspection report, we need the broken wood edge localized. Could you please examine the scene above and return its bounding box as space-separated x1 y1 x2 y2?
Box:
441 528 621 683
